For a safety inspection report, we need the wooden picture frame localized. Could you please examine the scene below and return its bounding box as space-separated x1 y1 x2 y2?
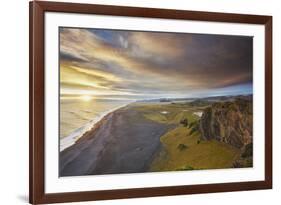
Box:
29 1 272 204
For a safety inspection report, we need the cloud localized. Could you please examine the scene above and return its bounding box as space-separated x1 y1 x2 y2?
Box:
128 32 189 59
59 28 253 98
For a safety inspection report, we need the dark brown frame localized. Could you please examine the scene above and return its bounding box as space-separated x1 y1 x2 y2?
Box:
29 1 272 204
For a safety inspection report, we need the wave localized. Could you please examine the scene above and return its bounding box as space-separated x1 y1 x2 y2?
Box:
60 103 130 152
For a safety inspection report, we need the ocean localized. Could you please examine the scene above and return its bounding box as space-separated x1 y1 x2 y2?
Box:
60 98 132 151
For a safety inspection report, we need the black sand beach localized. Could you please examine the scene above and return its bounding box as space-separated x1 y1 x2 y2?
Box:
59 104 174 176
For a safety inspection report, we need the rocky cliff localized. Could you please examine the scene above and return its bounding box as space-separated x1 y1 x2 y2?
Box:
199 98 253 148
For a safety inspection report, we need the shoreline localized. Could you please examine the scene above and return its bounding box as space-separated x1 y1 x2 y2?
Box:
59 103 174 176
60 102 131 152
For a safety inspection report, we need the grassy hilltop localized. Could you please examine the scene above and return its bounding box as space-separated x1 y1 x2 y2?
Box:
131 98 252 172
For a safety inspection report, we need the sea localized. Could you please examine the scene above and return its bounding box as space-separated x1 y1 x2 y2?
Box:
60 98 132 151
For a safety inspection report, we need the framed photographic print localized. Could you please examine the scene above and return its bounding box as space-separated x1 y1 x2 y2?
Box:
29 1 272 204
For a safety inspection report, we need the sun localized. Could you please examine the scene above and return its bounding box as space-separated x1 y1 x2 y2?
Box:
80 95 92 101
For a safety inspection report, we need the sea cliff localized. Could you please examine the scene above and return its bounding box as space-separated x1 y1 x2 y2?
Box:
199 98 253 148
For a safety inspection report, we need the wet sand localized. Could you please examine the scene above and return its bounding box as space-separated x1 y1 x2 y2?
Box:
59 105 173 176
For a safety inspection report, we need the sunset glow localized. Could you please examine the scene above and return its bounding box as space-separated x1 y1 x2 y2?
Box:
60 28 253 100
80 95 93 101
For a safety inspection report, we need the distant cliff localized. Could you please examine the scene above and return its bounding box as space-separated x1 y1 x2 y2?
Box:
199 98 253 148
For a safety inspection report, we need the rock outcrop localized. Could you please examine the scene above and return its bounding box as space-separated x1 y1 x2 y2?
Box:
199 98 253 148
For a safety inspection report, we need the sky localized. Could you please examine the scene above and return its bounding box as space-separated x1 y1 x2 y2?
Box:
60 27 253 100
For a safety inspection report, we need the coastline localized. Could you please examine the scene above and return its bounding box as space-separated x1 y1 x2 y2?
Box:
59 96 253 176
60 102 131 152
59 103 173 176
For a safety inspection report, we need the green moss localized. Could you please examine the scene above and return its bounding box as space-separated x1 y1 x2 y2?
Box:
150 126 240 172
131 102 242 172
133 103 199 125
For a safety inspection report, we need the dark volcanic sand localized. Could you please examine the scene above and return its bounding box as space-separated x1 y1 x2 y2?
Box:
59 105 173 176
